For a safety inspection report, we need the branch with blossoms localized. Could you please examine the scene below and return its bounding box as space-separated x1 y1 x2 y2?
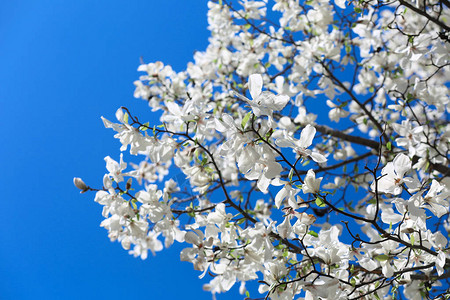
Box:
76 0 450 299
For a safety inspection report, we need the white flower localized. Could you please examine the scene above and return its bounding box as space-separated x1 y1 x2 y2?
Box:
232 74 290 122
207 203 232 225
371 153 412 195
326 100 349 122
274 181 299 208
105 154 127 183
417 180 450 218
302 170 322 194
276 124 327 163
73 177 88 193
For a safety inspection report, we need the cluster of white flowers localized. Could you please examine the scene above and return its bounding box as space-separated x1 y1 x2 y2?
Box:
76 0 450 299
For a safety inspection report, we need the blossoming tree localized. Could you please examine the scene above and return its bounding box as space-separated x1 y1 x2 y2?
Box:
75 0 450 299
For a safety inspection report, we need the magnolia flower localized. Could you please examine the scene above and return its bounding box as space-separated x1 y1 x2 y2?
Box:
232 74 289 123
276 124 327 163
207 203 232 225
371 153 412 195
73 177 88 193
326 100 350 122
415 180 450 218
102 108 150 155
274 180 300 208
302 170 322 194
105 154 127 183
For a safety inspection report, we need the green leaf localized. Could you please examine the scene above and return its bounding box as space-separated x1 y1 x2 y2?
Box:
374 293 380 300
406 93 414 101
140 122 149 131
345 44 351 54
131 199 138 210
187 208 195 218
411 234 415 245
288 168 294 181
243 24 251 31
241 112 252 130
265 128 273 140
123 112 129 124
245 291 250 298
350 278 356 287
236 218 245 225
308 230 318 238
374 254 389 261
354 7 363 13
204 166 214 173
315 197 326 207
386 142 392 151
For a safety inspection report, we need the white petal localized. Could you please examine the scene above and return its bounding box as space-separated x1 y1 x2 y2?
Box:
381 209 403 224
393 153 411 178
436 251 446 276
299 125 316 148
381 261 394 277
115 108 125 123
166 101 181 116
335 0 346 9
214 118 228 132
272 95 290 111
310 151 327 163
222 113 235 127
275 187 288 208
248 74 263 100
257 173 271 193
185 231 201 245
264 161 283 178
275 75 284 93
326 100 337 108
275 138 296 148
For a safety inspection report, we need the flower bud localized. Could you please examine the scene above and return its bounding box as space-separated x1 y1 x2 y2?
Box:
73 177 88 193
126 178 132 190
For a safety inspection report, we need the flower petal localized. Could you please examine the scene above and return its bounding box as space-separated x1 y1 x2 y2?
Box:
310 151 327 163
299 124 316 148
248 74 263 100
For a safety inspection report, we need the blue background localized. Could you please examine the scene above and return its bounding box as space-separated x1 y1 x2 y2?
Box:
0 1 242 299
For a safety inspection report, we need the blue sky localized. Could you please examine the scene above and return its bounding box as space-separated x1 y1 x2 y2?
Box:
0 1 242 299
